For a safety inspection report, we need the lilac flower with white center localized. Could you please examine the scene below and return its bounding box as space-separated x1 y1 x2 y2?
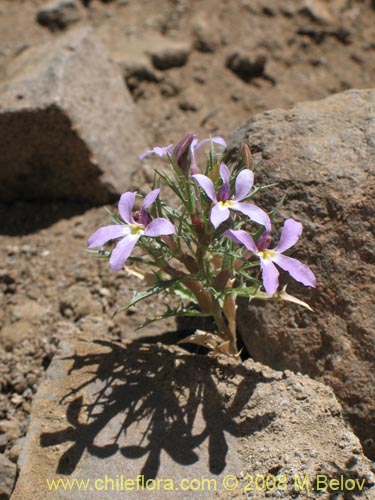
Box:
192 162 271 230
224 219 316 295
88 189 175 272
139 133 227 174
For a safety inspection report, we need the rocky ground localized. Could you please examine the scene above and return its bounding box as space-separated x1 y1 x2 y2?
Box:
0 0 375 497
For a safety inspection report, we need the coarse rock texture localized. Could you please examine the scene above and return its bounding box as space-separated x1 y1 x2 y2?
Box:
12 335 375 500
229 88 375 460
0 27 145 204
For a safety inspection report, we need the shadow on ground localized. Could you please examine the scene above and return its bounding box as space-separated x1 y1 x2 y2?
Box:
0 201 93 235
40 341 276 479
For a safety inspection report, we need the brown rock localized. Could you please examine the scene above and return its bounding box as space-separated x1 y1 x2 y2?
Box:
36 0 83 31
229 88 375 460
0 27 145 204
150 42 191 70
0 453 17 500
12 334 375 500
192 20 221 53
0 420 21 441
226 50 267 82
59 284 102 320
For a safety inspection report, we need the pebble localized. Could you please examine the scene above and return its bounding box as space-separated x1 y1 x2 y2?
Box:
192 20 220 52
150 42 190 70
226 50 267 82
0 433 8 452
0 453 17 499
36 0 83 31
0 420 21 441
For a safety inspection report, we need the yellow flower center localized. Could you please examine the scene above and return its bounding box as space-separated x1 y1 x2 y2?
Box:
130 224 145 235
257 250 275 260
218 200 234 208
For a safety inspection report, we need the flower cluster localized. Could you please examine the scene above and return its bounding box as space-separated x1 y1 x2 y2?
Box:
88 133 316 356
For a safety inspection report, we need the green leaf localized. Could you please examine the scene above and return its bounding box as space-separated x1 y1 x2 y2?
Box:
114 276 183 315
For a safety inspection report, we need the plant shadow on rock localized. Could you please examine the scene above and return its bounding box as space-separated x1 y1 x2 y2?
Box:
40 341 276 479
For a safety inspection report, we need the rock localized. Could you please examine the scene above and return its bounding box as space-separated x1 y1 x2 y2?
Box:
36 0 83 31
192 20 221 53
299 0 334 25
0 453 17 499
229 89 375 460
0 27 145 204
12 333 375 499
0 321 32 351
0 420 21 442
59 284 102 320
226 50 266 82
8 438 24 463
150 41 190 70
0 433 8 452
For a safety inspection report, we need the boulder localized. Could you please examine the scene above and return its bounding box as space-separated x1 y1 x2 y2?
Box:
12 334 375 499
229 89 375 459
0 27 145 204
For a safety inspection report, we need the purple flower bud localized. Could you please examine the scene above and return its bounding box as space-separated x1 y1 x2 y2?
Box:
240 144 254 169
257 232 272 250
171 132 196 170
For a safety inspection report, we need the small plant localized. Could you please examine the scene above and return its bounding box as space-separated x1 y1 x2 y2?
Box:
88 133 316 356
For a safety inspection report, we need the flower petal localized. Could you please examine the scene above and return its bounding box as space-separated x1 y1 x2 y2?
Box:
144 218 175 237
219 162 230 185
118 192 136 224
260 258 279 295
109 234 140 272
234 169 254 201
139 144 174 160
194 136 227 153
189 139 199 174
88 225 129 249
192 174 217 202
272 254 316 288
223 229 258 253
210 203 230 228
143 188 160 209
274 219 302 253
230 202 271 231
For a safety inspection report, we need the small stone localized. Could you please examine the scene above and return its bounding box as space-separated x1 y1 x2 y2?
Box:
0 420 21 441
192 21 220 52
226 51 267 82
299 0 334 25
8 438 24 463
0 454 17 499
150 42 190 70
0 433 8 452
0 321 32 351
36 0 83 31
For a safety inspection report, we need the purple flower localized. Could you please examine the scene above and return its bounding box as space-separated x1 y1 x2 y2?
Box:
192 162 271 230
139 133 227 174
224 219 316 295
88 189 175 272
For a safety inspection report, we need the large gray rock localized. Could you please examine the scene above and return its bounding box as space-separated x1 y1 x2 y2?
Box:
12 334 375 499
229 89 375 459
0 28 145 204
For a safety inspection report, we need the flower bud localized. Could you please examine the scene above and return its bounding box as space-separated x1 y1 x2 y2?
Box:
240 143 254 169
172 132 196 171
